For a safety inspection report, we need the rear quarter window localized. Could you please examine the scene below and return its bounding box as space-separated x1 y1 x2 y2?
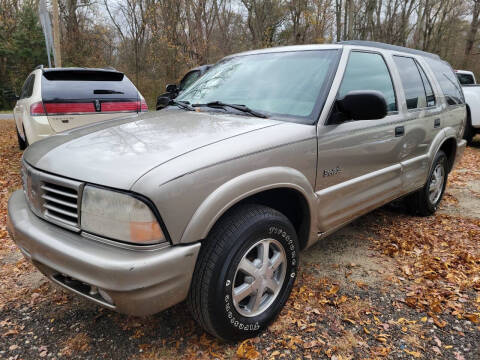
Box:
41 70 139 102
20 74 35 99
425 59 464 106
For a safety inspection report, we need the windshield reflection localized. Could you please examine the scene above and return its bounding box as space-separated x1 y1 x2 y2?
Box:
177 50 339 123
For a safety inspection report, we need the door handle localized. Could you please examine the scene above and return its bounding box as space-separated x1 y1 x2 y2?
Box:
395 126 405 137
434 118 441 128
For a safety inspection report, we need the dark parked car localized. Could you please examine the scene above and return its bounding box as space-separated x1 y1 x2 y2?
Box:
156 65 212 110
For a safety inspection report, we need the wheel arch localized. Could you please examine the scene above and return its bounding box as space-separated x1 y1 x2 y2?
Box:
179 167 317 250
438 136 457 173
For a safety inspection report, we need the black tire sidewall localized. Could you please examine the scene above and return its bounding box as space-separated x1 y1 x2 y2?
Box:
209 214 298 340
424 151 447 212
16 125 26 150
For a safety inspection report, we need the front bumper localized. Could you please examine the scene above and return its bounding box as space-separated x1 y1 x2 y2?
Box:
7 190 200 316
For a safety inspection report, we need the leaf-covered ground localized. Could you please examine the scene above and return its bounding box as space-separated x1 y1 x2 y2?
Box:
0 119 479 359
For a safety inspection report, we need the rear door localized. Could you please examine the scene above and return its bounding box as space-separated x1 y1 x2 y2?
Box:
391 55 441 193
41 69 147 132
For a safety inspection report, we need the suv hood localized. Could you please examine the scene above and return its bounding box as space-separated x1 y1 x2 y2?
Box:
24 110 281 189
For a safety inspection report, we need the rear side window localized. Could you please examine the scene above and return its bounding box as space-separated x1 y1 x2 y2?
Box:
41 70 139 102
338 51 397 112
393 56 435 109
425 59 464 106
20 74 35 99
457 73 475 85
417 63 435 107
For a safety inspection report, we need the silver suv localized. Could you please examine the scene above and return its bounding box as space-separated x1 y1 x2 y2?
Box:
7 41 466 341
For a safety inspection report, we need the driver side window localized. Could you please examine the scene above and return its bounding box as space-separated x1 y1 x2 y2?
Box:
338 52 397 112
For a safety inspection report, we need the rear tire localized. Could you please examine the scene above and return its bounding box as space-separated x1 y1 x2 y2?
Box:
405 150 448 216
16 125 27 150
188 204 299 341
463 112 474 145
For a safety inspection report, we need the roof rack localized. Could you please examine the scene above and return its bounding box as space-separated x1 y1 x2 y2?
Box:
339 41 440 60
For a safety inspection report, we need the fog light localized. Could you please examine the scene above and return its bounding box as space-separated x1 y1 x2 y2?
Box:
98 288 114 305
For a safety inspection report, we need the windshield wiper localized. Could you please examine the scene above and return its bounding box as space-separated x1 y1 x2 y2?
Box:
192 101 268 118
170 100 195 111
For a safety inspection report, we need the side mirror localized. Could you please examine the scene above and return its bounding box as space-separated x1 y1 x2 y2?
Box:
337 90 387 121
156 96 171 110
166 84 178 93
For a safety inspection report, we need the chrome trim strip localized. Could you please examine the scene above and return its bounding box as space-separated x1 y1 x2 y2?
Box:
81 231 171 251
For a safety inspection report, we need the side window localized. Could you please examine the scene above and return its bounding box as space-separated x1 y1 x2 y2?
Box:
338 51 397 112
25 74 35 98
457 73 475 85
425 59 464 106
393 56 429 109
179 71 201 91
416 62 436 107
19 75 33 99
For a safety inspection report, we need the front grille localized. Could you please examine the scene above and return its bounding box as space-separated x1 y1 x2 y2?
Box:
22 161 83 231
41 182 79 227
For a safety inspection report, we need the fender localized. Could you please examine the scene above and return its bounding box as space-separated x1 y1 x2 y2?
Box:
427 129 448 163
179 166 317 245
428 128 460 174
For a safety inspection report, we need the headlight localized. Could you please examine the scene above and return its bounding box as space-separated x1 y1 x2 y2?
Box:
81 186 165 244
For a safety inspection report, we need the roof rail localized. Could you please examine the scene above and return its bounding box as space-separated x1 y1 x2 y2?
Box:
34 64 44 70
339 40 440 60
103 66 117 71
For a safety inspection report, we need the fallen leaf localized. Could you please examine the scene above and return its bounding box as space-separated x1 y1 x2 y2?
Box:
404 349 422 358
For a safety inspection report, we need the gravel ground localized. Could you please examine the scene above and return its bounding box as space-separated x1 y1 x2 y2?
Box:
0 120 479 359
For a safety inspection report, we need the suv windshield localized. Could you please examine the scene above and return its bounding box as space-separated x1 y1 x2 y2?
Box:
177 50 339 123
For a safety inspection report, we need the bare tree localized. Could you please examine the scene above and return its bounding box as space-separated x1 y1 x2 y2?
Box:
241 0 286 47
463 0 480 67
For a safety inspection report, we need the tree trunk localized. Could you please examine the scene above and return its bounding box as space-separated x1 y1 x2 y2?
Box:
335 0 342 42
463 0 480 68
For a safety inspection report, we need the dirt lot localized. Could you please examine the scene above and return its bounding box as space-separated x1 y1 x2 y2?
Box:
0 119 479 359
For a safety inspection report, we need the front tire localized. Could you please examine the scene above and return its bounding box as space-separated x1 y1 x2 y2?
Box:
188 204 299 341
406 150 448 216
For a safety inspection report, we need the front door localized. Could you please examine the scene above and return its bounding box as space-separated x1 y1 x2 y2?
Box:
315 50 404 232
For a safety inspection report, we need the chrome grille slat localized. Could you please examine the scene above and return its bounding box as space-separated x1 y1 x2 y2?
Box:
44 203 79 218
41 185 78 199
44 212 79 227
22 161 82 232
41 194 77 208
